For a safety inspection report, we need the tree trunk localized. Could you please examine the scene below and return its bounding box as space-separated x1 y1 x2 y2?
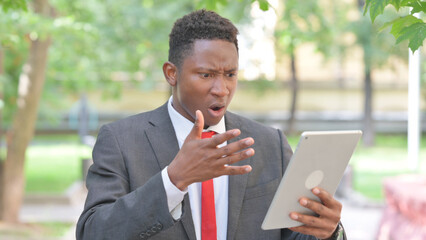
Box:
288 50 299 134
336 55 345 89
0 47 3 219
362 63 375 146
0 159 3 217
0 0 52 223
357 0 375 147
362 38 375 147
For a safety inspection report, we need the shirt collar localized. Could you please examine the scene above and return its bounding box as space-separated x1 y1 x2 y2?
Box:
167 96 226 145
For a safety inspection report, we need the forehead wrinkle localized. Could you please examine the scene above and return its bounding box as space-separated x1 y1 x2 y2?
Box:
194 59 238 71
196 67 238 73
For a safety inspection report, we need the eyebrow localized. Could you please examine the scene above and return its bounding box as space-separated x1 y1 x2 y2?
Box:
196 67 238 73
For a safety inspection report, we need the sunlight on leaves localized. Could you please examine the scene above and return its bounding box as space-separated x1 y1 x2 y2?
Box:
396 22 426 52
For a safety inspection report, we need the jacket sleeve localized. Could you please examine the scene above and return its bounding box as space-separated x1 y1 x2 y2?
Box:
76 125 176 240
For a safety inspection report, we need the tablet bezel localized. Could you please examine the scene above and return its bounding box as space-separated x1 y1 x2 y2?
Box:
261 130 362 230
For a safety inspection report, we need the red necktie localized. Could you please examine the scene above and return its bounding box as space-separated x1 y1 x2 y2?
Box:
201 131 217 240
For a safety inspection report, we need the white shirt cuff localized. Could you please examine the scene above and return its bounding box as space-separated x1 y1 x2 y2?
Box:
161 166 187 219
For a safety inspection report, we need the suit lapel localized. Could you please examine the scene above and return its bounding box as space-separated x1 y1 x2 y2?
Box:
144 103 197 240
225 112 252 240
144 103 180 170
181 194 197 240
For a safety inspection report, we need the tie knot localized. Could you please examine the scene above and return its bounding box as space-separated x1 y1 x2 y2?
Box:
201 131 216 139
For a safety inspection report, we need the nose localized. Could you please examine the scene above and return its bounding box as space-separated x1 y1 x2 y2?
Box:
210 76 229 97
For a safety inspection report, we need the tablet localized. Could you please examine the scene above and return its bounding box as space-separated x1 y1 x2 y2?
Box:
261 130 362 230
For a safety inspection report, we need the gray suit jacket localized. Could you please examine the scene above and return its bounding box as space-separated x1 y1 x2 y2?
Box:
76 103 318 240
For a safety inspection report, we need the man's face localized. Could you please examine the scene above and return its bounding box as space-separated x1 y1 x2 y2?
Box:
171 39 238 127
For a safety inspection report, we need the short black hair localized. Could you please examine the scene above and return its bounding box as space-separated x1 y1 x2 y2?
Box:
168 9 239 68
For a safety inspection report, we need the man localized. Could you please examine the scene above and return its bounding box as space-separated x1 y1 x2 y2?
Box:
77 9 344 240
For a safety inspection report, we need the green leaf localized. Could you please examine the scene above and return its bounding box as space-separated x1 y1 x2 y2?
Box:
364 0 388 22
409 1 426 14
400 0 411 6
364 0 372 15
389 0 401 10
395 22 426 52
379 20 395 31
389 15 422 38
257 0 269 11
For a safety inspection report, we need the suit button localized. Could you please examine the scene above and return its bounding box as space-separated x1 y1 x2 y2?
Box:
154 223 163 231
139 233 146 239
146 229 153 237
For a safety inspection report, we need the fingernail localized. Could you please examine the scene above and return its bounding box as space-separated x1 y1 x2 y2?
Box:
245 166 251 172
290 213 298 220
301 199 308 206
313 188 320 195
245 138 253 145
245 149 254 156
233 130 240 136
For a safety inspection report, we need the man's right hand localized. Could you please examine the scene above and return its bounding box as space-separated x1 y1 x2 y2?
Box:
167 110 255 190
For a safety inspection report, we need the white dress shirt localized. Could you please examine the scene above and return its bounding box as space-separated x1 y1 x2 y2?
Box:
161 96 229 240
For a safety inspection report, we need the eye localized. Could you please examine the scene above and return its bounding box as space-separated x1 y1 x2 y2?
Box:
226 72 237 78
200 73 212 78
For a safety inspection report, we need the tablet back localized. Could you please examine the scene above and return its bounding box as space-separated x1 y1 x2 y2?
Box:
261 130 362 230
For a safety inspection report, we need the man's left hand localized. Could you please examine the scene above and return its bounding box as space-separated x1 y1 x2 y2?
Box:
288 187 342 240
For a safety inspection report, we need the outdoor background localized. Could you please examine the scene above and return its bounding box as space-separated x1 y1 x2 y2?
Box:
0 0 425 239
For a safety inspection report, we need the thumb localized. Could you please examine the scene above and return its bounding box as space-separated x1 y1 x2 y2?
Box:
187 110 204 140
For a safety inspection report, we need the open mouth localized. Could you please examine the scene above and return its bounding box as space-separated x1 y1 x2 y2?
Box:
211 106 223 111
208 103 225 116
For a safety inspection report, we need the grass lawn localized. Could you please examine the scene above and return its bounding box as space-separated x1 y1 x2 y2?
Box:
24 133 426 201
350 136 426 200
24 135 91 194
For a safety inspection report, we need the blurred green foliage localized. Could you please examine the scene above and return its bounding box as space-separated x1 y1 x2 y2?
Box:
275 0 332 58
0 0 27 12
0 0 259 125
364 0 426 52
351 5 407 69
0 0 414 126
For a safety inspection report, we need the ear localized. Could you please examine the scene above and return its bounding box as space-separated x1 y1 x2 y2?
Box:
163 61 178 87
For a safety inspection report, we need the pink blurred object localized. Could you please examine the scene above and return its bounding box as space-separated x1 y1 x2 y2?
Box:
377 175 426 240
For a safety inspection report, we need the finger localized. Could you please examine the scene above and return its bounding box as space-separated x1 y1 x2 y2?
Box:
222 165 252 175
289 212 337 239
289 212 330 229
289 225 333 240
312 187 342 211
298 197 336 220
217 148 255 166
205 129 241 147
187 110 204 141
215 137 254 157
